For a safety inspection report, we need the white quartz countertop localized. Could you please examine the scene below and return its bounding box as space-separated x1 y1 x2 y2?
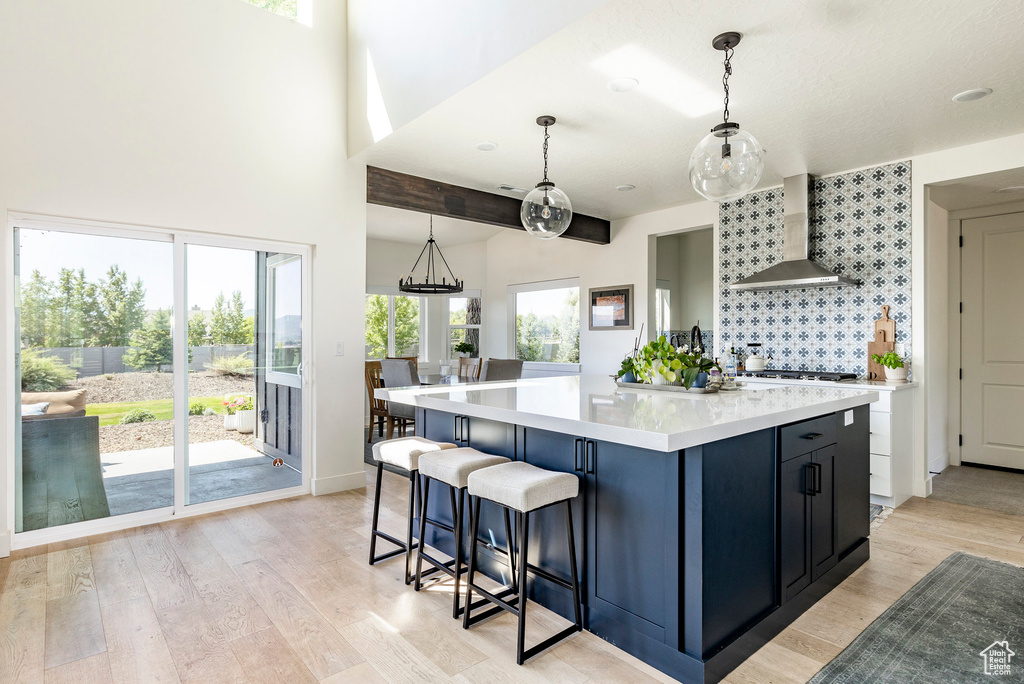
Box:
376 375 878 452
738 377 918 392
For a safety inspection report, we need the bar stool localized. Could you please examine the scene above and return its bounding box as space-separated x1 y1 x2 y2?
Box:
462 461 583 664
415 447 514 618
368 436 457 584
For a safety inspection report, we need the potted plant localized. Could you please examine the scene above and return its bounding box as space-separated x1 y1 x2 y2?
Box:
635 336 682 385
222 394 255 431
678 352 722 390
872 351 908 383
453 341 475 358
617 354 640 384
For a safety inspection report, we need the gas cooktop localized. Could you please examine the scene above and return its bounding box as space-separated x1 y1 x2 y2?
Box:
738 370 859 382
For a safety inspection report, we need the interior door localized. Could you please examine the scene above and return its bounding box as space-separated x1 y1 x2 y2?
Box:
961 212 1024 469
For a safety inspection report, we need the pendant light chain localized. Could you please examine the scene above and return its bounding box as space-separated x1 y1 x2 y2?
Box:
721 45 733 124
542 123 550 183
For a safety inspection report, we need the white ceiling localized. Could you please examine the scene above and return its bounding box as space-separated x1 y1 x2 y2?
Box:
929 167 1024 211
358 0 1024 221
366 203 504 245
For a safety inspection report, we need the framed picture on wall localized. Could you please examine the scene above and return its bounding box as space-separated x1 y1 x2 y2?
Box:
589 285 633 331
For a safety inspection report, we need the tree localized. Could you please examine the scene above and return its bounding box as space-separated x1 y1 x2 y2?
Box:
188 311 208 348
97 266 146 346
516 313 544 362
46 268 79 347
364 294 388 359
224 290 250 344
20 269 50 348
209 293 231 345
123 309 173 372
393 296 420 356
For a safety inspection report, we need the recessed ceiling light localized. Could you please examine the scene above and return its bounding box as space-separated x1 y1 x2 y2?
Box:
616 184 636 191
497 184 527 194
995 185 1024 193
607 77 640 93
952 88 992 103
476 141 498 151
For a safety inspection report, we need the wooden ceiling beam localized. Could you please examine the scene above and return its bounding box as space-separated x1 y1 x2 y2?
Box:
366 166 610 245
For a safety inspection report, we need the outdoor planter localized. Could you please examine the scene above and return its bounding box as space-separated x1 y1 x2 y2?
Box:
224 413 238 431
235 409 256 434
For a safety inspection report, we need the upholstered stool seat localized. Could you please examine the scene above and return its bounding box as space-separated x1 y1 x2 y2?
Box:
372 436 457 472
415 447 513 618
463 460 583 664
466 461 579 512
368 436 457 585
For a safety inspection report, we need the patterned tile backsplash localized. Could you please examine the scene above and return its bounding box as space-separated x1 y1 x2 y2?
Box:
718 161 911 375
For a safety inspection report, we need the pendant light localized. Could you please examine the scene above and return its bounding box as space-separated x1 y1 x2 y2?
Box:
398 215 463 294
688 32 765 203
521 115 573 239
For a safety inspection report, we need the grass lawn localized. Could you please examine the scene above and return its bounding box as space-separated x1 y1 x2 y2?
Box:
87 396 226 426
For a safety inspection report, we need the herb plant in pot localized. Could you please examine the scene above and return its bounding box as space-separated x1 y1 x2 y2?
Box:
679 352 722 390
872 351 908 383
617 354 640 384
453 341 475 358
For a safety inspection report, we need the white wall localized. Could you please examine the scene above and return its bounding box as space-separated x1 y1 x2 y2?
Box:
483 203 718 375
654 229 714 333
912 131 1024 499
925 196 949 474
0 0 367 553
366 237 486 369
346 0 607 154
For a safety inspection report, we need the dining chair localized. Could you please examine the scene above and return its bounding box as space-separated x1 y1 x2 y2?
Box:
457 357 481 380
386 356 419 371
380 359 419 439
479 359 524 382
365 361 387 442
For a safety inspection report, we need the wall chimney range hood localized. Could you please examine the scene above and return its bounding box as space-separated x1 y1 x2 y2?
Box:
730 174 860 291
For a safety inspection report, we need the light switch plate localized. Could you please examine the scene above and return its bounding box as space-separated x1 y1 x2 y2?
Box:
844 410 854 426
336 342 344 356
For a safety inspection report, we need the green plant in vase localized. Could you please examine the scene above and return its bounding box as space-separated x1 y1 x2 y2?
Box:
634 335 682 384
678 352 722 390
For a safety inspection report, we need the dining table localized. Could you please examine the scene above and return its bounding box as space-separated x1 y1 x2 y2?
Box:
418 374 481 386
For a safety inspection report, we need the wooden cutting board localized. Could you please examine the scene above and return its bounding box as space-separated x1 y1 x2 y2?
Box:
867 329 895 380
874 305 896 344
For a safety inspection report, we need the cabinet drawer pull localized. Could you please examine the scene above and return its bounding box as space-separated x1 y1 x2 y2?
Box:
805 463 816 496
574 439 584 472
802 432 824 440
585 440 595 474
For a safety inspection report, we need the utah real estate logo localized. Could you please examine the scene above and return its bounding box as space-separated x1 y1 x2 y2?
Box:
979 640 1015 676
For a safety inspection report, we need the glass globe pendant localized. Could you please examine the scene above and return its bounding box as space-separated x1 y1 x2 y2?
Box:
521 115 573 239
689 32 765 203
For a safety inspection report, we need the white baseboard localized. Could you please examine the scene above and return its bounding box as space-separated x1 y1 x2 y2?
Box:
929 452 950 475
312 471 366 496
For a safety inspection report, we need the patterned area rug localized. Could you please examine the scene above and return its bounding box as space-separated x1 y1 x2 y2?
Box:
810 552 1024 683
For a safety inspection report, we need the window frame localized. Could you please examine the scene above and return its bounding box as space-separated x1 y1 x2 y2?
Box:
507 278 581 371
655 279 672 334
266 253 303 388
365 286 426 360
445 289 482 361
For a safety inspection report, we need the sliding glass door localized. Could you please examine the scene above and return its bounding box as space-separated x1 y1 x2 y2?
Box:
12 220 308 539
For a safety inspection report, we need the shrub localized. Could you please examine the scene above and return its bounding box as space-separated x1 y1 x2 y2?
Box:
188 400 207 416
120 408 156 424
20 349 77 392
222 395 254 415
206 353 254 376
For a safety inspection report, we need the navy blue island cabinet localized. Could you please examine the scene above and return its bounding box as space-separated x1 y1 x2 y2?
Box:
416 405 871 684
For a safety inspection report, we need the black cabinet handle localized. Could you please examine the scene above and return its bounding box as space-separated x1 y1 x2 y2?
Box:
812 462 823 494
462 415 470 444
802 432 824 440
805 463 816 496
574 438 584 472
585 440 595 474
454 415 461 442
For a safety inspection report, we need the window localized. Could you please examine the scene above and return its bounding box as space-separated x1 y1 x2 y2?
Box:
509 279 580 364
447 293 481 359
656 279 672 333
365 290 423 360
266 253 302 387
242 0 312 26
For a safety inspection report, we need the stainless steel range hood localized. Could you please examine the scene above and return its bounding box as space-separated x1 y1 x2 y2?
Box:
730 174 860 291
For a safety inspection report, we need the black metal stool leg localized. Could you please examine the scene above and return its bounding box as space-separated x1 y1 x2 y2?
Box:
414 475 431 591
516 510 530 665
504 506 517 591
462 495 483 630
404 471 418 585
566 500 582 630
368 461 384 565
451 487 465 619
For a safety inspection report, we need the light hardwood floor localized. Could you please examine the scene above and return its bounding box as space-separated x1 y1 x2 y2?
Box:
3 465 1023 684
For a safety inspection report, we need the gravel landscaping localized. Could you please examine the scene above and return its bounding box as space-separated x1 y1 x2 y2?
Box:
76 371 253 404
100 414 255 453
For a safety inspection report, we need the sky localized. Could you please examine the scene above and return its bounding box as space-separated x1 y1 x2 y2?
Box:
18 230 268 312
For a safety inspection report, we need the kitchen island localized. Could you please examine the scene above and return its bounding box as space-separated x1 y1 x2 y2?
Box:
377 375 877 683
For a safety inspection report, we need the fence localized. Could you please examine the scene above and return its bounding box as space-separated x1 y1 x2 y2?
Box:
37 345 255 378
